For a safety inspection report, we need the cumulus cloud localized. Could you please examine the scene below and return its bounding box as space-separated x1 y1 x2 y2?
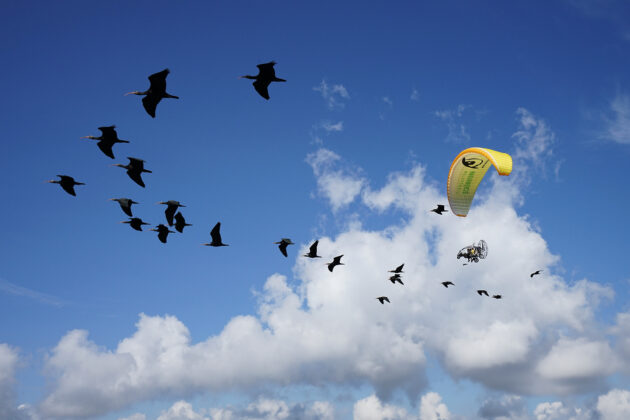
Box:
601 93 630 144
353 392 451 420
34 108 622 418
0 344 31 420
479 394 527 419
306 148 366 211
122 398 333 420
596 389 630 420
313 80 350 110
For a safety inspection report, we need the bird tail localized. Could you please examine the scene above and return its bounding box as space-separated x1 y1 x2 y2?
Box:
274 78 286 82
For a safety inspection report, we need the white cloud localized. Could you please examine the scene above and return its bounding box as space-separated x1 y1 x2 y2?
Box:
33 109 623 418
306 148 366 211
321 121 344 132
313 80 350 110
478 395 527 420
353 394 412 420
411 88 420 102
512 108 555 176
419 392 451 420
434 104 472 143
157 401 209 420
596 389 630 420
0 344 31 420
119 414 147 420
0 278 65 307
383 97 393 107
602 93 630 144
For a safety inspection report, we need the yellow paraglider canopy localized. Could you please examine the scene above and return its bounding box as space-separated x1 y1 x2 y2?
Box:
447 147 512 217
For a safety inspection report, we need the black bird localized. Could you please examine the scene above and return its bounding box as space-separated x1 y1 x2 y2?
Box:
173 212 191 233
150 224 174 243
389 274 404 285
81 126 129 159
442 281 454 288
158 201 185 226
47 175 84 196
112 157 152 187
376 296 390 304
327 255 344 272
389 264 404 274
121 217 150 231
477 290 489 297
492 295 502 299
202 222 228 247
304 240 321 258
126 69 179 118
274 238 294 257
430 204 448 215
110 198 138 217
530 270 543 278
240 62 286 100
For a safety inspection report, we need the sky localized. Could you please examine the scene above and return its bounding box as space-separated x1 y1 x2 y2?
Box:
1 0 630 419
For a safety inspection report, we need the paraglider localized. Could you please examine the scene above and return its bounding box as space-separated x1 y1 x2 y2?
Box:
446 147 512 217
457 240 488 263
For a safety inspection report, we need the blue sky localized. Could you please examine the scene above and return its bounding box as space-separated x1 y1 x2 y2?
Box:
1 1 630 419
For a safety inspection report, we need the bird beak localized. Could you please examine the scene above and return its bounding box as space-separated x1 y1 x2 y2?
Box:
124 91 138 96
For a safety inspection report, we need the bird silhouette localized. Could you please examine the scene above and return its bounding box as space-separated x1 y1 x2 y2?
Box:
150 224 174 243
376 296 390 304
121 217 150 231
126 69 179 118
202 222 228 247
442 281 454 288
389 264 404 274
240 62 286 100
110 198 138 217
112 157 152 187
430 204 448 215
274 238 294 257
492 295 502 299
158 201 185 226
530 270 542 278
327 255 344 272
389 274 404 285
47 175 84 196
304 240 321 258
173 212 191 233
477 290 489 297
81 126 129 159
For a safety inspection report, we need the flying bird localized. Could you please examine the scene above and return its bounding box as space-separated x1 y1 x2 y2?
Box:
304 240 321 258
492 295 502 299
275 238 294 257
530 270 543 278
327 255 344 272
150 224 174 243
477 290 489 296
81 126 129 159
442 281 454 288
376 296 390 304
202 222 228 247
173 212 191 233
389 274 404 285
158 201 185 226
112 157 152 187
389 264 404 274
126 69 179 118
110 198 138 217
47 175 84 196
430 205 448 215
121 217 150 231
240 61 286 100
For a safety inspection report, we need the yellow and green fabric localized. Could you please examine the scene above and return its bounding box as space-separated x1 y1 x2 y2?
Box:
446 147 513 217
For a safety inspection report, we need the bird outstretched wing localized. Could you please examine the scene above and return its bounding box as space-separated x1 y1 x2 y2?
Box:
142 95 161 118
127 170 145 187
253 80 270 100
97 142 115 159
210 222 223 243
148 69 169 91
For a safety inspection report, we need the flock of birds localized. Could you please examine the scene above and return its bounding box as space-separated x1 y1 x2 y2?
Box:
47 63 543 306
